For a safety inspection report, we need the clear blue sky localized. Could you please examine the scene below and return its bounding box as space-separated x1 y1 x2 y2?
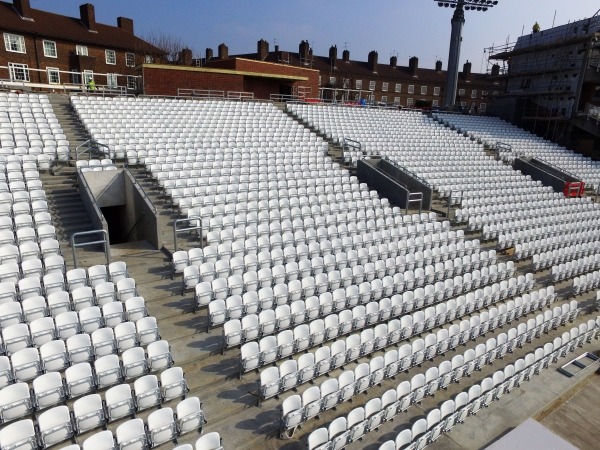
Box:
31 0 600 73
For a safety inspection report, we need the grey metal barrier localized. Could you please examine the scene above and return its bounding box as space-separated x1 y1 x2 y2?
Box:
71 229 110 269
173 217 202 253
406 192 423 215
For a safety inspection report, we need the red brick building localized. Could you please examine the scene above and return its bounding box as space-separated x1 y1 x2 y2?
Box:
0 0 161 92
142 45 319 99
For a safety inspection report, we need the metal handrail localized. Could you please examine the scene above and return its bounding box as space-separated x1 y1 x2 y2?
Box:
406 192 423 215
76 139 111 161
382 157 432 188
77 168 105 224
71 229 110 268
123 167 157 214
173 217 202 253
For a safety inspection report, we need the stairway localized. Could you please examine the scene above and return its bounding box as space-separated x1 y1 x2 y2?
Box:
46 93 91 161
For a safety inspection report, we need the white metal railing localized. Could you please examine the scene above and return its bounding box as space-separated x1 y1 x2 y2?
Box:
177 89 225 99
226 91 254 100
0 65 140 94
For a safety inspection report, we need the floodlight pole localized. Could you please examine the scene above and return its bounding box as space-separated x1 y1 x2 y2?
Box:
444 0 465 108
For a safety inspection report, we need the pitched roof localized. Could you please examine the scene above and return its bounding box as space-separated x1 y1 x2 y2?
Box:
0 1 161 54
234 50 493 86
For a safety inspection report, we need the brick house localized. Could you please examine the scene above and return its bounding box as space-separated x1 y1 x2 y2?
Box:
0 0 162 92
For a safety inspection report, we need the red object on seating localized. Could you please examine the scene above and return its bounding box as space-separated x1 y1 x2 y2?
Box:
563 181 585 197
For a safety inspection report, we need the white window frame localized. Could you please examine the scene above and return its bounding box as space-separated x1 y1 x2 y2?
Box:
329 76 336 85
471 89 477 99
83 70 94 85
355 79 362 90
432 99 439 107
144 54 154 63
381 95 387 103
482 90 488 96
47 67 60 84
70 70 81 85
480 102 487 111
8 63 30 81
433 86 440 96
106 73 118 88
408 85 414 94
368 80 376 91
4 33 26 53
393 96 400 104
76 45 88 56
460 101 467 107
42 40 57 58
458 88 465 96
381 82 388 92
105 49 116 65
406 98 414 106
395 83 401 93
127 76 138 90
125 52 135 67
420 85 427 95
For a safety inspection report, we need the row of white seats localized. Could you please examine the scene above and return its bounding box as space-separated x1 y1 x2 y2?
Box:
284 302 582 437
0 395 205 450
512 230 600 261
226 274 534 367
260 286 561 402
320 321 597 450
531 242 600 271
551 255 600 282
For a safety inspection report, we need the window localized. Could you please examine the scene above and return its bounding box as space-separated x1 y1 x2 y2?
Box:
127 76 138 90
125 52 135 67
460 101 466 107
47 67 60 84
381 96 387 103
43 40 57 58
471 90 477 99
408 85 414 94
420 85 427 95
480 103 486 111
369 80 376 91
4 33 26 53
105 49 116 65
458 88 465 96
106 73 118 88
433 86 440 96
8 63 29 81
432 99 439 107
355 79 362 90
394 96 400 104
318 76 321 86
406 98 414 106
329 76 336 85
144 54 154 63
70 70 81 85
395 83 401 93
493 91 498 96
382 82 388 92
76 45 88 56
482 90 488 97
83 70 94 85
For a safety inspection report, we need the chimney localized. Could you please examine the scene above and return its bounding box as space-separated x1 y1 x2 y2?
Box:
390 55 397 69
79 3 96 31
117 17 134 34
274 45 279 52
409 56 419 76
329 45 337 69
368 51 378 73
218 43 228 60
179 48 192 65
299 40 310 64
206 48 213 62
463 60 472 78
342 49 350 63
435 60 442 71
257 39 269 61
491 63 500 76
13 0 32 18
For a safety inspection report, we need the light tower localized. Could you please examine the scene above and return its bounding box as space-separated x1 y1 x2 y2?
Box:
435 0 499 108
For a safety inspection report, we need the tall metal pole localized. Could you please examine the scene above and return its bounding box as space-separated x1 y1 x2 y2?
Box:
444 0 465 108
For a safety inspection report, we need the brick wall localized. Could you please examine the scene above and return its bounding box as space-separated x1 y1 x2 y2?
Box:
1 31 144 86
143 66 244 96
